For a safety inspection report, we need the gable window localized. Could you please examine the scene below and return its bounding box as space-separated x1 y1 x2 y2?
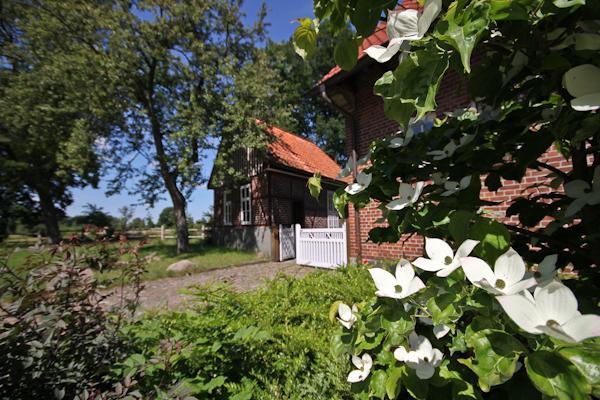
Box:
223 190 232 226
240 183 252 225
327 190 341 228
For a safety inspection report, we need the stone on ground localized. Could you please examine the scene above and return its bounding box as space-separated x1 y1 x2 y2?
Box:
167 259 196 272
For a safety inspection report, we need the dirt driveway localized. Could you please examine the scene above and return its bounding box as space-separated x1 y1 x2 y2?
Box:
102 261 314 311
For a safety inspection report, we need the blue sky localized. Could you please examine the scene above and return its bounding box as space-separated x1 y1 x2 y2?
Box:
66 0 315 222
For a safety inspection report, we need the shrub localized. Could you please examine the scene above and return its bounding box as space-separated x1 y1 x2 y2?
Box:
0 238 146 399
114 266 374 399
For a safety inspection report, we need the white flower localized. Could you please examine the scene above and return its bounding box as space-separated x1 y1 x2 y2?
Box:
345 172 372 195
347 353 372 383
388 128 415 148
419 317 451 339
365 0 442 63
563 166 600 217
562 64 600 111
337 303 358 329
527 254 558 285
368 260 425 299
394 332 444 379
441 176 471 196
337 152 371 179
497 281 600 343
460 249 537 295
386 182 425 210
413 238 479 277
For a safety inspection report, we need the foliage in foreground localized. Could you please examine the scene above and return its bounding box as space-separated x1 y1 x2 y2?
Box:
114 267 373 399
0 236 146 399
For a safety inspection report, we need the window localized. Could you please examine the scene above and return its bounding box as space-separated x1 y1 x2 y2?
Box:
223 190 232 226
327 190 341 228
240 183 252 225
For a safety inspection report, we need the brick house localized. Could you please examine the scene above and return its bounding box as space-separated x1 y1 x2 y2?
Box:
209 123 343 260
316 0 569 262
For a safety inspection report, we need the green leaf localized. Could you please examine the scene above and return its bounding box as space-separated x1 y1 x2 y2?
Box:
374 46 449 128
402 367 429 400
386 367 404 399
293 18 317 59
370 369 387 399
329 300 342 323
438 362 483 400
308 172 322 200
449 210 474 243
470 218 510 265
525 350 590 399
334 37 358 71
559 343 600 397
436 0 491 73
426 292 463 325
333 188 348 218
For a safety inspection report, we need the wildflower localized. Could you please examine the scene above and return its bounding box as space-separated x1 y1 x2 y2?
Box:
460 249 537 295
394 332 444 379
347 353 372 383
337 303 358 330
369 260 425 299
497 281 600 343
386 182 425 210
413 238 479 277
441 176 471 197
345 172 372 195
562 64 600 111
563 166 600 216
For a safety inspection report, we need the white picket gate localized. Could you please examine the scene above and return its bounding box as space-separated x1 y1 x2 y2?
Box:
279 224 296 261
295 224 347 269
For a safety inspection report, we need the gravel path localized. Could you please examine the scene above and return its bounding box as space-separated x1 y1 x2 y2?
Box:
101 261 314 311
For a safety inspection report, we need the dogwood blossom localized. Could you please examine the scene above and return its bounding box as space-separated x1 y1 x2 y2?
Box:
394 332 444 379
562 64 600 111
345 172 372 195
460 249 537 295
526 254 558 285
368 260 425 299
337 303 358 330
386 182 425 210
338 152 371 179
365 0 442 63
441 176 471 196
419 317 451 339
413 238 479 277
347 353 372 383
563 166 600 216
497 281 600 343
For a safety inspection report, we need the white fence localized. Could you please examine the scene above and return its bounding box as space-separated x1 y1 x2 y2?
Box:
295 224 347 269
125 225 206 240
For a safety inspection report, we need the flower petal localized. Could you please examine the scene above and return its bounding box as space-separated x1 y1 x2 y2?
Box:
347 369 366 383
571 92 600 111
494 249 526 287
395 259 415 286
496 294 545 334
362 353 373 371
417 0 442 38
337 317 353 330
338 303 352 321
403 277 426 297
368 268 397 294
386 199 409 211
538 254 557 277
431 348 444 366
564 179 590 198
365 42 402 63
412 181 425 202
503 277 537 295
535 281 578 325
562 64 600 98
565 196 589 217
425 237 453 262
433 324 450 339
351 355 363 369
461 257 496 288
454 239 480 260
387 9 419 40
561 314 600 342
413 257 444 272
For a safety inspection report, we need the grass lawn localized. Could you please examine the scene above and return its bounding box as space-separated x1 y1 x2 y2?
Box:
1 236 267 286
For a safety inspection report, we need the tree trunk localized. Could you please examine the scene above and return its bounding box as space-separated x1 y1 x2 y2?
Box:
172 193 189 254
37 189 62 244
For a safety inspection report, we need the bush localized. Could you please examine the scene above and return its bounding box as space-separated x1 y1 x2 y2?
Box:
0 238 146 399
114 266 374 399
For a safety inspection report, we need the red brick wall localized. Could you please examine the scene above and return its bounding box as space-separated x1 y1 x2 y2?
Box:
342 63 569 261
213 174 270 227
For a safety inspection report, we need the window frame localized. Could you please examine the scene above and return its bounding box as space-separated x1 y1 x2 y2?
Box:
240 183 252 226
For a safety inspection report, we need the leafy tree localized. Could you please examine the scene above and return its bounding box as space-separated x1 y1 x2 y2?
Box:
157 207 175 228
103 0 272 254
298 0 600 398
117 206 135 231
129 217 146 230
72 204 115 229
0 1 122 244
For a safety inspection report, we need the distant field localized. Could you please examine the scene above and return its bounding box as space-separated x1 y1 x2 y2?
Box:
1 236 266 286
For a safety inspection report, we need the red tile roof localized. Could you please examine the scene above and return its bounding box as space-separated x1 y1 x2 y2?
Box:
264 123 342 181
318 0 421 86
